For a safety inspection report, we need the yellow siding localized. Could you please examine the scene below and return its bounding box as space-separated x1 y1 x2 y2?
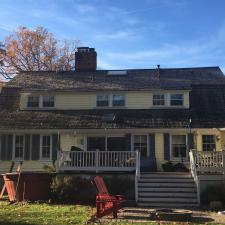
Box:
0 161 53 173
155 133 165 171
20 91 190 110
195 129 222 151
60 134 84 151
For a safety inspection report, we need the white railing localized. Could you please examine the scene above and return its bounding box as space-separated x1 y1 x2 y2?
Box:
135 150 141 202
193 150 225 173
189 150 200 205
57 150 137 172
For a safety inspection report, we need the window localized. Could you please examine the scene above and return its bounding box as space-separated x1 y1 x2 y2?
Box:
202 135 216 151
133 135 148 157
41 135 51 159
153 94 165 106
171 135 187 158
27 96 39 108
96 95 109 107
43 96 55 107
15 135 24 159
112 95 125 107
170 94 183 106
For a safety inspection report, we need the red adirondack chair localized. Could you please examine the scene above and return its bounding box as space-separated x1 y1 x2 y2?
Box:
92 176 123 219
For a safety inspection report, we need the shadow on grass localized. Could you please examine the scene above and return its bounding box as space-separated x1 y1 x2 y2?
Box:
0 222 36 225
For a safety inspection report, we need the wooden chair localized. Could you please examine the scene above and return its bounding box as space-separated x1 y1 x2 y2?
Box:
92 176 123 219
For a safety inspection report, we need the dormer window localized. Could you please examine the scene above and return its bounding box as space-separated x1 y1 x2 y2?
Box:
112 95 125 107
153 94 165 106
170 94 183 106
42 96 55 108
96 95 109 107
27 96 39 108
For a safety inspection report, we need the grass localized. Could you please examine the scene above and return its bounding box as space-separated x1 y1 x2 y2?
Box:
0 200 224 225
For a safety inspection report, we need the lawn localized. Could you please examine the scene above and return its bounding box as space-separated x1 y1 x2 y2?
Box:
0 200 224 225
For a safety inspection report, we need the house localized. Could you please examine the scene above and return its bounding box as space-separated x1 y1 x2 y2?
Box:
1 47 225 207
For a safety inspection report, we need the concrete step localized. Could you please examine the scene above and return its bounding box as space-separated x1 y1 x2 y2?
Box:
138 192 197 198
138 178 194 183
138 197 198 203
138 187 197 192
140 172 192 179
138 182 196 188
137 202 199 208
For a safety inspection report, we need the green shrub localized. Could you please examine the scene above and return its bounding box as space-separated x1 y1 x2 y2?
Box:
201 183 225 206
50 175 96 204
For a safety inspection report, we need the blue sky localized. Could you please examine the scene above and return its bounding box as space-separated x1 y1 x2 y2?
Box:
0 0 225 72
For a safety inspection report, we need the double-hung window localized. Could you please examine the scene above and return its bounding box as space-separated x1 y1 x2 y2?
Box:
15 135 24 159
202 135 216 151
112 95 125 107
42 96 55 108
41 135 51 160
171 135 187 159
153 94 165 106
27 96 39 108
170 94 183 106
96 95 109 107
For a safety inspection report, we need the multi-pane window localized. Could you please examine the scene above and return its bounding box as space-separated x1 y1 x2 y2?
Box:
27 96 39 108
15 135 24 159
112 95 125 107
153 94 165 106
41 135 51 159
170 94 183 106
171 135 187 158
96 95 109 107
42 96 55 108
202 135 216 151
133 135 148 157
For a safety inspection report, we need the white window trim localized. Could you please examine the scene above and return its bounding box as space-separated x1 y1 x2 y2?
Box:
169 93 184 107
96 94 126 108
13 134 25 161
26 95 55 109
170 134 188 161
131 134 149 156
40 134 52 161
202 135 216 151
152 93 166 107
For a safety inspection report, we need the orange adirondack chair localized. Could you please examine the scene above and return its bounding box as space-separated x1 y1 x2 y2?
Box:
92 176 123 219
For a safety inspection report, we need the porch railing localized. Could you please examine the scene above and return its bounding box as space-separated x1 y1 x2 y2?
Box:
57 150 137 172
191 149 225 173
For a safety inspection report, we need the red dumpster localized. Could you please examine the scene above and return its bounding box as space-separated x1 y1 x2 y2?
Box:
2 172 50 202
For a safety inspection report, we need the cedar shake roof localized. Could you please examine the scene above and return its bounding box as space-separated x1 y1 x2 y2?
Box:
5 66 225 92
0 66 225 129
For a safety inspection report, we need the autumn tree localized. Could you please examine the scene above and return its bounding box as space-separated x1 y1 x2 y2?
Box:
0 27 79 79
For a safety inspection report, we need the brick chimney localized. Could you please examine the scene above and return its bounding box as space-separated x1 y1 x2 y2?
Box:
75 47 97 71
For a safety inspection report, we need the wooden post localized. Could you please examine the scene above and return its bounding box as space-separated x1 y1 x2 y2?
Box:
222 150 225 178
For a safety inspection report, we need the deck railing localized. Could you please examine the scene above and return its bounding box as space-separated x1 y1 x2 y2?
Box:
57 150 137 172
191 150 225 173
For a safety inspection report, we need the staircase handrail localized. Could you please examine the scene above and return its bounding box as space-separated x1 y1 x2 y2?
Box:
189 149 200 204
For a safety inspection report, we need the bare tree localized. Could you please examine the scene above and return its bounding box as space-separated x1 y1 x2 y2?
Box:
0 27 80 79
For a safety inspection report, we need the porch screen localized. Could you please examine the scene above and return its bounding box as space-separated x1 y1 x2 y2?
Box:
87 137 105 151
133 135 147 157
107 137 126 151
171 135 186 158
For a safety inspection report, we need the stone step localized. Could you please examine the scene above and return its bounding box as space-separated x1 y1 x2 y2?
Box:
138 178 194 183
138 197 198 203
138 192 197 198
138 187 197 192
137 202 199 208
140 172 192 178
138 182 196 188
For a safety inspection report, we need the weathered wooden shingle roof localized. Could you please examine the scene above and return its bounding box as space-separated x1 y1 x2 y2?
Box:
6 66 225 91
0 66 225 129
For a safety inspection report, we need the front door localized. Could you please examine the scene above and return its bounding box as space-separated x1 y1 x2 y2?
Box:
133 135 155 171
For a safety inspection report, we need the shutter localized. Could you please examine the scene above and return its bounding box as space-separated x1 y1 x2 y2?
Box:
6 134 13 160
24 134 30 160
31 134 40 160
164 133 170 160
188 133 195 150
149 134 155 158
1 134 6 160
125 134 131 151
52 134 59 161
